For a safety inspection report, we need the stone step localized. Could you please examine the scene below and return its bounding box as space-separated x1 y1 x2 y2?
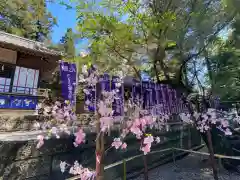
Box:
0 109 36 116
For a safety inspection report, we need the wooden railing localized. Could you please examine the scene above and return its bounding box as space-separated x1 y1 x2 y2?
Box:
37 88 50 98
0 84 50 98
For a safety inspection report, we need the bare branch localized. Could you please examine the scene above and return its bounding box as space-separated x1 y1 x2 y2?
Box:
110 45 141 79
179 11 237 77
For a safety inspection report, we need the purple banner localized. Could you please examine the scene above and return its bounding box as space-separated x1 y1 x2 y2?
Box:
142 81 153 112
84 65 97 112
111 76 124 116
60 61 77 106
99 73 110 92
84 86 96 112
132 79 141 106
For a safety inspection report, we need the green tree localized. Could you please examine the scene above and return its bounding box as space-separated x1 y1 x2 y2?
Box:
208 17 240 101
72 0 236 90
0 0 57 42
60 28 76 59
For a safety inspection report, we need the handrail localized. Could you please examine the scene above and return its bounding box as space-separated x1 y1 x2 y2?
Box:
66 145 205 180
105 148 172 170
0 84 50 97
174 147 240 160
66 148 173 180
65 144 240 180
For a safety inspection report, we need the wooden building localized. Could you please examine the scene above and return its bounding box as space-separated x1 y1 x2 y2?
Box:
0 31 62 111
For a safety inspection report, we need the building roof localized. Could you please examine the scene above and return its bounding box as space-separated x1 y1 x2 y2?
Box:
0 31 64 57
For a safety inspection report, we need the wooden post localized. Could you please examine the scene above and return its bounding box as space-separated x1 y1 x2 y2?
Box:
123 159 127 180
172 148 176 167
180 125 183 148
188 125 191 149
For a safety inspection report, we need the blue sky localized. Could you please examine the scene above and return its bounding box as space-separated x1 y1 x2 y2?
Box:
47 2 76 43
47 2 89 52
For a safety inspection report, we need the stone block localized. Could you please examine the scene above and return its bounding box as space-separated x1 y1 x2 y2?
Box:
0 156 51 180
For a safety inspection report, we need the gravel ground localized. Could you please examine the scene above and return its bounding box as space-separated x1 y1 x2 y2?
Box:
131 148 240 180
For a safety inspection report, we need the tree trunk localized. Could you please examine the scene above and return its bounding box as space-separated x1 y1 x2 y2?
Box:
183 95 218 180
96 116 105 180
207 130 219 180
143 155 148 180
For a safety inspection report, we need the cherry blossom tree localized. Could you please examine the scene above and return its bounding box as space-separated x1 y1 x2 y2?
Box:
34 64 168 180
78 64 165 180
179 95 240 180
35 63 240 180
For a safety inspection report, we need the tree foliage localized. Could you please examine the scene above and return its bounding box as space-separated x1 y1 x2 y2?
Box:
60 28 76 59
208 17 240 101
0 0 57 42
73 0 236 90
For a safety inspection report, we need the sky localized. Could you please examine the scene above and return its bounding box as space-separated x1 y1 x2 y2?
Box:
47 2 89 52
47 2 76 43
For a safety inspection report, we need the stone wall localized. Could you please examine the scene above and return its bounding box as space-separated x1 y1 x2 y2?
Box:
0 115 202 180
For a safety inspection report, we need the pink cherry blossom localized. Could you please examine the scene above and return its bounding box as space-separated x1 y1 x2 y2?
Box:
121 142 127 149
155 136 161 143
64 111 70 118
111 138 122 149
85 99 91 105
139 118 147 127
130 126 143 138
221 120 229 128
36 135 44 149
60 161 67 173
134 118 141 126
51 127 58 134
43 106 51 116
204 125 210 131
225 128 232 136
70 114 77 121
55 101 61 107
100 117 113 132
144 115 154 124
179 113 193 124
36 103 43 110
126 120 132 128
55 112 65 121
98 101 112 116
74 129 86 147
202 114 208 121
143 136 154 145
52 105 59 111
210 117 217 124
83 89 90 95
69 161 95 180
141 144 151 155
64 105 72 111
207 108 216 118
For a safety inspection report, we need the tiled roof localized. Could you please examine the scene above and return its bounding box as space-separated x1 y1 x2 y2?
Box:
0 31 63 57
